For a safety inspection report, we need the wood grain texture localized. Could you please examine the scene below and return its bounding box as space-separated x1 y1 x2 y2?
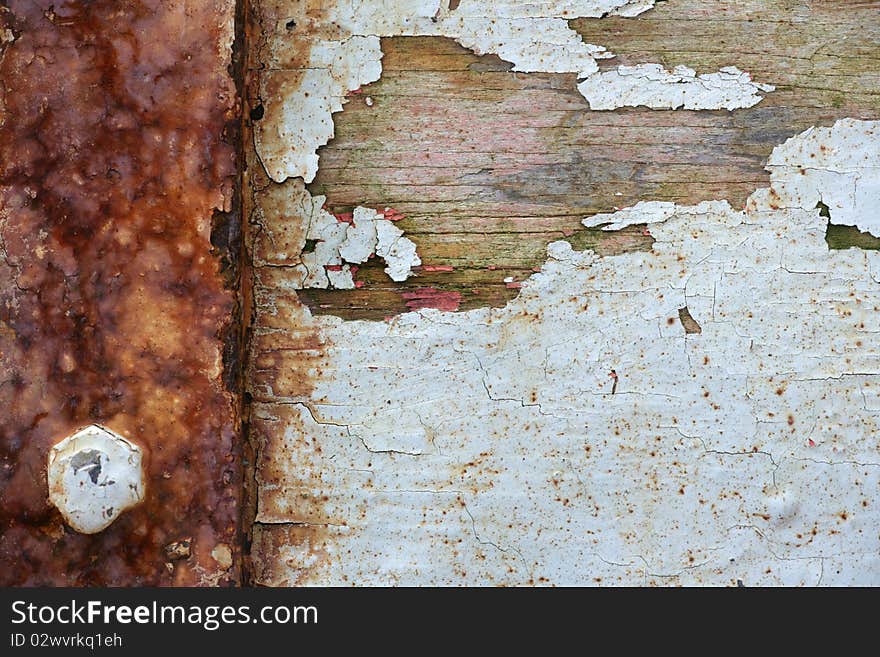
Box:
0 0 241 585
300 0 878 319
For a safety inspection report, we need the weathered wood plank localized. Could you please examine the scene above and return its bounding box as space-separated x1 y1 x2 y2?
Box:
300 6 877 319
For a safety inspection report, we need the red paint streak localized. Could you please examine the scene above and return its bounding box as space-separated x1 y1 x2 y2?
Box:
382 208 405 222
325 265 344 271
350 264 363 287
334 212 354 224
505 281 522 289
421 265 454 272
808 438 816 447
401 287 462 312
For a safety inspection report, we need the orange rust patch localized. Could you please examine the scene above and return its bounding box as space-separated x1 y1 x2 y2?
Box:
0 0 239 585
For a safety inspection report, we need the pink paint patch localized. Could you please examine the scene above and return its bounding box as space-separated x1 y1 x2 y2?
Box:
421 265 455 272
382 208 405 222
324 264 344 271
334 212 354 224
505 281 522 289
401 287 462 312
355 281 364 288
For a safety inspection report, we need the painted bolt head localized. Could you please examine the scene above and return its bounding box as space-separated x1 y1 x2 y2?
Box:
47 424 145 534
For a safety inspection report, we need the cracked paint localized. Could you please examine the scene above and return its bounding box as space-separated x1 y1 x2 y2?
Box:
577 64 774 111
252 119 880 586
250 181 420 289
253 0 773 183
764 119 880 238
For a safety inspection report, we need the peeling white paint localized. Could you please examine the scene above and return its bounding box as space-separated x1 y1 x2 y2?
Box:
584 200 678 230
301 201 349 289
325 264 357 290
577 64 775 111
375 219 422 282
47 425 145 535
254 120 880 586
764 119 880 237
608 0 655 17
255 0 773 183
252 189 421 289
338 207 382 264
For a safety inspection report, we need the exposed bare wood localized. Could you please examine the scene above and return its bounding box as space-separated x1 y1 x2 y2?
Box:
301 1 877 319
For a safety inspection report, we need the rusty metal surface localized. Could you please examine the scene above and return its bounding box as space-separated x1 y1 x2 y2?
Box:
0 0 240 585
245 0 880 586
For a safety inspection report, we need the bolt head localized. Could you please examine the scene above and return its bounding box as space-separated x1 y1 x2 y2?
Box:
47 424 145 534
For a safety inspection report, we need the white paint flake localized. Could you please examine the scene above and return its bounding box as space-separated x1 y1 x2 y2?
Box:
255 0 773 183
325 264 357 290
338 207 382 264
375 220 422 281
577 64 775 111
609 0 655 17
584 200 677 230
251 184 421 288
764 118 880 237
301 202 349 289
254 120 880 586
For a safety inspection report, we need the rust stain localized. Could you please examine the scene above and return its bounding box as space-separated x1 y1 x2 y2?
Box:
0 0 240 585
240 0 331 583
251 523 334 587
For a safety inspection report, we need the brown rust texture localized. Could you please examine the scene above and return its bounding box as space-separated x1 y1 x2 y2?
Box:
0 0 240 585
302 0 879 319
